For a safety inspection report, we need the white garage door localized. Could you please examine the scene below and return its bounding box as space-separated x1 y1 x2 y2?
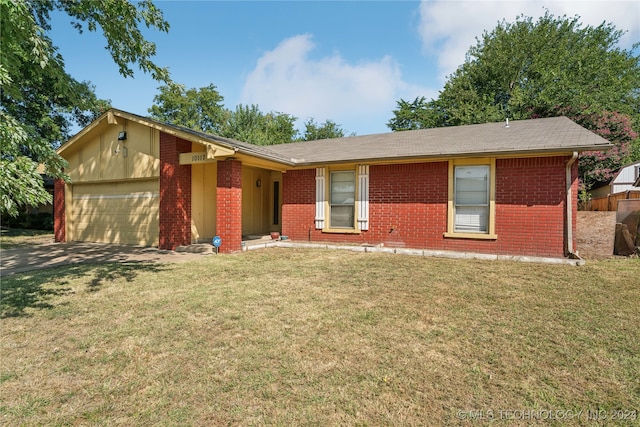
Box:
70 180 160 246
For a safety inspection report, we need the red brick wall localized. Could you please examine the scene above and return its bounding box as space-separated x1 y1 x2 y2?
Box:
282 163 448 247
490 157 572 257
159 132 192 250
282 156 575 258
216 159 243 253
281 169 317 242
53 179 66 242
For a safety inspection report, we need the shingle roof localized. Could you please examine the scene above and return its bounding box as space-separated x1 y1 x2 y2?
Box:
111 110 295 165
62 110 612 167
268 116 612 165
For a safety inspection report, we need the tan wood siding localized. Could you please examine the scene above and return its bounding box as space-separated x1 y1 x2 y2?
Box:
66 121 159 184
191 159 217 243
242 166 272 236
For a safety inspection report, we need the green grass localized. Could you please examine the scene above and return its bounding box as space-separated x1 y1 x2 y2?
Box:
1 249 639 426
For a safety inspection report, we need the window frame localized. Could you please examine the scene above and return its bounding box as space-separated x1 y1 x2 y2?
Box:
327 168 357 231
444 158 497 240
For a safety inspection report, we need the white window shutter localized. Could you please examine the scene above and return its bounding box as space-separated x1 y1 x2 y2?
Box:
357 165 369 230
315 168 325 229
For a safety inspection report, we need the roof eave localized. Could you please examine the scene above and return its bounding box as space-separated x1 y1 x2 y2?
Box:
58 108 295 167
233 147 295 167
287 144 613 167
111 109 297 167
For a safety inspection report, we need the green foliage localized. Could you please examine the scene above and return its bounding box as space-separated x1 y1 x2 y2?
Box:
0 0 171 217
389 12 640 130
388 11 640 194
560 108 638 191
630 139 640 163
54 0 171 82
447 12 639 124
221 105 298 146
149 84 226 134
2 212 54 231
299 118 349 140
0 156 52 219
387 97 449 131
149 84 354 144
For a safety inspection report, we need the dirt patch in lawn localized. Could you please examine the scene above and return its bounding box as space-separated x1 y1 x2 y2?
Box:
576 211 618 259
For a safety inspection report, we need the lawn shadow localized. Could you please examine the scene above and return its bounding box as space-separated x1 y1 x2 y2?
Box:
0 228 54 249
1 261 168 318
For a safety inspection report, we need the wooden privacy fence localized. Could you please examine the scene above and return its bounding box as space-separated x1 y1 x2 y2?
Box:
586 190 640 211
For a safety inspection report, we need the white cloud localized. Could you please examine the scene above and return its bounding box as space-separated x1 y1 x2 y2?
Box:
418 0 640 82
241 34 433 135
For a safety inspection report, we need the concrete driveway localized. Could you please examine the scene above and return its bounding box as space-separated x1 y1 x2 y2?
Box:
0 242 208 277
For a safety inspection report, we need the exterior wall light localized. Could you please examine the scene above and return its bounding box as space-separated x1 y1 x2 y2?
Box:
256 179 262 188
118 131 127 141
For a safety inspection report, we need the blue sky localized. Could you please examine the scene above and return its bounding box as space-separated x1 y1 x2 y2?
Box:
49 1 639 137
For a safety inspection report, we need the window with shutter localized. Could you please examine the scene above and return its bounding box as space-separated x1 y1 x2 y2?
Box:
315 165 369 232
357 165 369 231
330 170 355 228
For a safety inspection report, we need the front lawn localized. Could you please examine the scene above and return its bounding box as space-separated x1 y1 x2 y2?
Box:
0 228 54 250
1 249 638 425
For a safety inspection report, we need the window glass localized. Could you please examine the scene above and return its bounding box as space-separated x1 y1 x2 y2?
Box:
273 181 279 225
330 171 355 228
454 165 489 233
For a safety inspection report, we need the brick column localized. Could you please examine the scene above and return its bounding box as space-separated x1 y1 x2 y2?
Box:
53 179 66 242
159 132 192 250
216 159 243 253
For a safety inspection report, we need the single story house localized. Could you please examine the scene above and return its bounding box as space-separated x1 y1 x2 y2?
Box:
590 160 640 198
54 109 611 259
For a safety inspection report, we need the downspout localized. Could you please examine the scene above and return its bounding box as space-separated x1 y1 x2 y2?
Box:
566 151 581 260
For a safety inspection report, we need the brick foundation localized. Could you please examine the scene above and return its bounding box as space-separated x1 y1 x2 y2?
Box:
282 156 576 258
159 132 192 250
216 159 243 253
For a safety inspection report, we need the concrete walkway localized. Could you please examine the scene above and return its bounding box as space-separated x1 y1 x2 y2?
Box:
0 242 208 277
244 240 585 265
1 236 585 278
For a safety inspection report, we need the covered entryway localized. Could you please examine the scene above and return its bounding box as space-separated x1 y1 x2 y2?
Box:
69 180 159 246
191 161 217 244
242 166 282 238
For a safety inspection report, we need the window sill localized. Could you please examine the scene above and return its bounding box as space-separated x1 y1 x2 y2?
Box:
322 228 361 234
443 232 497 240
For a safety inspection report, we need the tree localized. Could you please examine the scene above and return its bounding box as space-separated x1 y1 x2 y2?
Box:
149 84 226 134
0 0 170 217
387 97 448 131
148 84 355 144
389 12 640 130
388 11 640 198
220 104 298 146
299 118 349 140
558 108 638 192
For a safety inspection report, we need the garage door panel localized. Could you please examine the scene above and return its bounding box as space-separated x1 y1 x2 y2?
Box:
73 205 159 218
75 199 159 211
71 181 159 246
